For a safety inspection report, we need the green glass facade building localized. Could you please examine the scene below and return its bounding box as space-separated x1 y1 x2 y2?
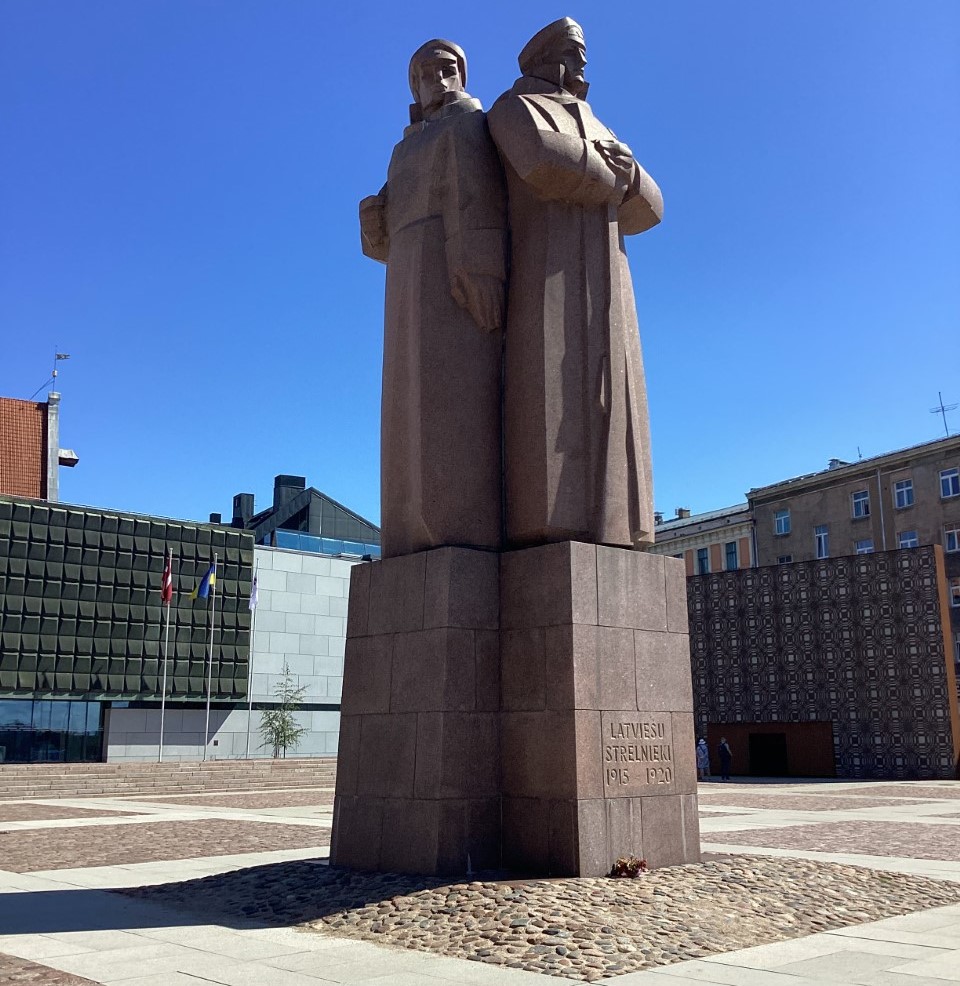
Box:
0 495 254 761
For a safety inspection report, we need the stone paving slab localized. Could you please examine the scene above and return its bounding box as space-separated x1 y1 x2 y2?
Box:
713 820 960 861
0 804 139 823
696 793 930 811
24 849 328 894
835 784 960 801
128 790 335 810
700 843 960 882
1 819 330 873
0 952 103 986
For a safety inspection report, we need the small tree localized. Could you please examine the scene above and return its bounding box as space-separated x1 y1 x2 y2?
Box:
259 665 308 757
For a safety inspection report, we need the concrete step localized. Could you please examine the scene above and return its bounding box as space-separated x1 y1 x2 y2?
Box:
0 758 337 799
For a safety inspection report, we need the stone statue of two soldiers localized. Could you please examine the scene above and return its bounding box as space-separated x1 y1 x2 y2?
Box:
359 18 663 560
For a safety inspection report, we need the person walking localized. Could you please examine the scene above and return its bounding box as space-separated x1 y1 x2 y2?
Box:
718 737 733 782
696 738 710 781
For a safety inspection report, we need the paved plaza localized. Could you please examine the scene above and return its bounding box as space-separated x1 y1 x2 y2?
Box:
0 776 959 984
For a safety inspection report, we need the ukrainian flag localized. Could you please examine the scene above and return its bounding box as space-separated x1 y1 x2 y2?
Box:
190 563 216 600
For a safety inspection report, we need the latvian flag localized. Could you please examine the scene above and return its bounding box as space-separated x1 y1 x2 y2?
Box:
161 548 173 605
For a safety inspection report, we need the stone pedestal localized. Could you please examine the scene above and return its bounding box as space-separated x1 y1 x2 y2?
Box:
499 542 700 875
330 547 502 875
331 541 699 876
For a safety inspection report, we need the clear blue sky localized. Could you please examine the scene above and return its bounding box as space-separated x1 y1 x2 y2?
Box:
2 1 957 527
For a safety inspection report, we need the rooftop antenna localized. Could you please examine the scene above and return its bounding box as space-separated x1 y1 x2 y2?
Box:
929 391 957 438
29 350 70 400
52 350 70 391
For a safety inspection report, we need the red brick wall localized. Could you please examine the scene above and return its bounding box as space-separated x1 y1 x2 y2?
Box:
0 398 46 498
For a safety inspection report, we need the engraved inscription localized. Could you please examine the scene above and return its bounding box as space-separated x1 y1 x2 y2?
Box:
600 712 676 796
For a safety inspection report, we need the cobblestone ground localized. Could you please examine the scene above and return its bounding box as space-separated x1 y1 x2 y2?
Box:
714 819 960 860
697 792 928 811
0 953 99 986
0 804 138 822
0 819 329 872
129 790 335 809
121 857 960 983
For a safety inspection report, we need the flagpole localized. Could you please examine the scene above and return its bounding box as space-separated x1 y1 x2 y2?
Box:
245 565 258 759
202 552 218 762
158 598 172 763
158 548 174 763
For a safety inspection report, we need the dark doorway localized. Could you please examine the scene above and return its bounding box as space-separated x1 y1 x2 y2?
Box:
749 732 788 776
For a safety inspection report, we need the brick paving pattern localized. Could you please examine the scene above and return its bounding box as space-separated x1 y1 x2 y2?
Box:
0 803 138 823
714 819 960 860
852 784 960 800
132 790 335 810
0 953 100 986
696 793 928 811
1 819 330 872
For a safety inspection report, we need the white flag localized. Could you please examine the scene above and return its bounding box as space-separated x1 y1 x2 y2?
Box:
249 571 259 611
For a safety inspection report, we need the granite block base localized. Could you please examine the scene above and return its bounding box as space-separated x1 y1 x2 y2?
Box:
331 547 500 875
499 542 700 875
331 542 700 877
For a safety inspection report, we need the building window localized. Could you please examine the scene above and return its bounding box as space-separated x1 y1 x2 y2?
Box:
724 541 738 571
951 578 960 608
955 632 960 663
894 479 914 509
815 524 829 559
696 547 709 575
945 525 960 553
941 468 960 499
851 490 870 518
898 530 919 549
775 509 791 535
855 539 874 554
777 554 793 564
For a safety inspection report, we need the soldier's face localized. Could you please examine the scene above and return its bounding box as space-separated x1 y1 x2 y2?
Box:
559 37 587 92
416 54 462 115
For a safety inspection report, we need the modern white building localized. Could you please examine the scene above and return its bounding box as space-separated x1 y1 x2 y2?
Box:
104 544 361 761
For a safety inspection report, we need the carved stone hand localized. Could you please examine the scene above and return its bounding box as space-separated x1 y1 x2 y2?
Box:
450 271 504 332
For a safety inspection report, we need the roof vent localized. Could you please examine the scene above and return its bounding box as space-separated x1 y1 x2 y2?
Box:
827 458 850 470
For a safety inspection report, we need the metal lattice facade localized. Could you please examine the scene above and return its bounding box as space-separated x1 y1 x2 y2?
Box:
0 496 254 700
688 545 960 779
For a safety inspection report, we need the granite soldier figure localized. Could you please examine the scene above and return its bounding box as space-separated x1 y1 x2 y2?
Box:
488 17 663 550
360 39 507 558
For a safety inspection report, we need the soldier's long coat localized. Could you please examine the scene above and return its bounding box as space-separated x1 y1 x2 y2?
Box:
363 95 507 558
487 76 662 549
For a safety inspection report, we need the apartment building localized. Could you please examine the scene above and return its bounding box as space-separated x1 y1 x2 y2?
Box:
649 504 755 576
748 434 960 657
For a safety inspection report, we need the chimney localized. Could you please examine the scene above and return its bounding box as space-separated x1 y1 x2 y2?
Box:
654 511 664 526
232 492 255 528
273 474 306 510
676 507 691 520
45 392 60 502
827 458 849 471
209 512 222 524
